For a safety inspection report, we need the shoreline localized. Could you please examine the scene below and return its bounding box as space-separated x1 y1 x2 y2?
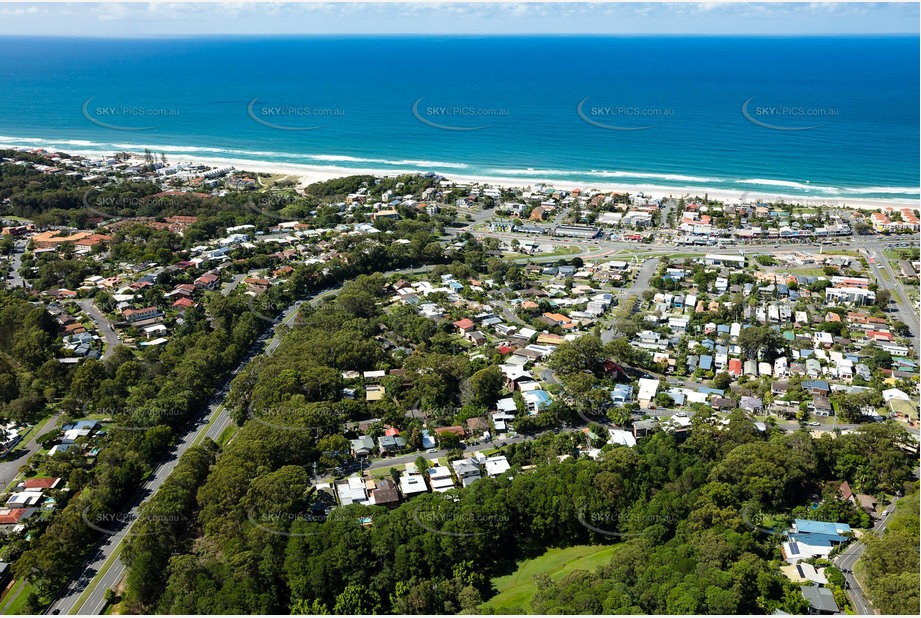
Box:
14 145 921 212
183 154 921 212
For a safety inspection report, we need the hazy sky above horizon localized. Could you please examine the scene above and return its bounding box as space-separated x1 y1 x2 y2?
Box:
0 2 917 36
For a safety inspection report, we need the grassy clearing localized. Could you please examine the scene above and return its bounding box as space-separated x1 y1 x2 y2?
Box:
0 579 35 615
258 174 296 188
821 249 860 257
480 544 620 613
787 267 826 277
531 246 581 258
216 425 237 447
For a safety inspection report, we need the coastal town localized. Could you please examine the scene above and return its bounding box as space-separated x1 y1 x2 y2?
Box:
0 147 918 616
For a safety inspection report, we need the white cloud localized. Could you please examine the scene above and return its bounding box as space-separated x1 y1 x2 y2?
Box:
0 6 41 16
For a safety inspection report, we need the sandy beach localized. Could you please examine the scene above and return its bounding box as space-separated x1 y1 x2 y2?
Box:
58 147 920 212
183 154 919 212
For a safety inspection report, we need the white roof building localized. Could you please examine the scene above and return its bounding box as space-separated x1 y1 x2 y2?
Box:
484 455 511 477
637 378 659 406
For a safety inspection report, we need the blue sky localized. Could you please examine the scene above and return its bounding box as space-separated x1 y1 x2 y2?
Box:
0 2 917 36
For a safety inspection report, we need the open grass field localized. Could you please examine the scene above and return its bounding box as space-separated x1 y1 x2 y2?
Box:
257 173 297 188
480 544 619 613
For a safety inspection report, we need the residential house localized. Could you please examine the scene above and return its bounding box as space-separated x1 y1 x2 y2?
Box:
451 459 482 487
801 586 839 615
350 436 375 458
378 435 406 455
369 479 401 508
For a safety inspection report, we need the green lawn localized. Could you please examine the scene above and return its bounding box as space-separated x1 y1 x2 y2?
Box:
0 579 36 615
787 267 826 277
480 544 619 613
216 425 237 447
9 411 58 453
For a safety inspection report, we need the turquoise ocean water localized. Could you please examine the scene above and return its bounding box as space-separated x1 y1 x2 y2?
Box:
0 36 917 201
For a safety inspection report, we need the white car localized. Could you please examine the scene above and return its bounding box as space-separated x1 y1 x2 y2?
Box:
809 422 821 426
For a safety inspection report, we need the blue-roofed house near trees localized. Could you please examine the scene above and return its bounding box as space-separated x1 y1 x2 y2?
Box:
781 519 852 563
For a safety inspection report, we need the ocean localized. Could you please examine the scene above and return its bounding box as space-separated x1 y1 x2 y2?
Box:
0 35 917 202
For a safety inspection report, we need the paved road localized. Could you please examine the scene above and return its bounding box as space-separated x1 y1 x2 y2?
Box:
76 299 120 360
41 234 912 613
3 239 28 289
494 300 527 326
221 273 247 297
861 243 919 343
0 413 61 490
628 255 661 296
834 494 902 615
47 265 437 615
363 433 531 473
44 337 262 616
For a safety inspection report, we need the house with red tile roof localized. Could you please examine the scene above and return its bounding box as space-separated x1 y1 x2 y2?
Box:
171 297 197 311
22 477 61 490
728 358 743 377
194 272 220 289
453 318 475 333
0 508 32 526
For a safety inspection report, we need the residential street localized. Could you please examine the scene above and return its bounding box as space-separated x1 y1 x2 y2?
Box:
76 299 120 361
3 239 28 289
834 493 902 615
0 413 61 490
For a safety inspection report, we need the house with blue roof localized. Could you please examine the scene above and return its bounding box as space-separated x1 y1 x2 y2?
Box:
794 519 851 536
61 419 100 432
802 380 831 396
610 384 634 405
782 519 852 564
699 355 713 371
